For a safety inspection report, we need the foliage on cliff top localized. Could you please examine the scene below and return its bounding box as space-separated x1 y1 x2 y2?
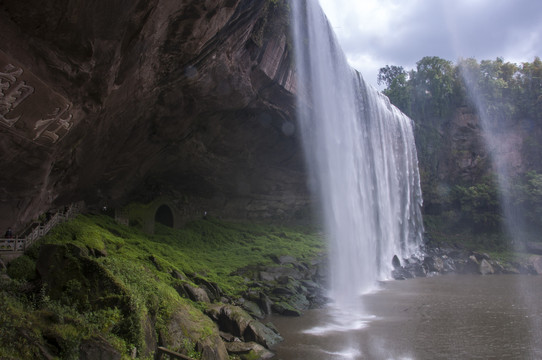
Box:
379 56 542 126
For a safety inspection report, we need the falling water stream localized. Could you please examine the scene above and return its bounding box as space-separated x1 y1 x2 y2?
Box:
291 0 423 312
285 1 542 358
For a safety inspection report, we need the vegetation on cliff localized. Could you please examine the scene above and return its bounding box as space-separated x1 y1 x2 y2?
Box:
0 214 323 359
379 56 542 248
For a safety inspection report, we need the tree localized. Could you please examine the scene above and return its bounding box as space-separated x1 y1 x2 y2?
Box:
518 57 542 119
410 56 455 118
377 65 411 113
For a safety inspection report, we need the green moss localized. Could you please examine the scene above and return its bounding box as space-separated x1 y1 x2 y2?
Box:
0 213 323 358
6 255 36 280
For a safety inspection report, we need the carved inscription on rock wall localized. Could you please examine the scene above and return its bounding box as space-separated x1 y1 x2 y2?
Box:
0 50 74 146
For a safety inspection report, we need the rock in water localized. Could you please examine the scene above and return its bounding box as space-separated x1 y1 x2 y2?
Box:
479 259 495 275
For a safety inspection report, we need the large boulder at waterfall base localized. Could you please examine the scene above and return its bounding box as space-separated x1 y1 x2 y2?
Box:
205 304 283 348
423 256 445 273
479 259 495 275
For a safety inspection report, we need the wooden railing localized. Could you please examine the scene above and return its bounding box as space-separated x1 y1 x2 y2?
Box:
0 202 84 252
155 347 196 360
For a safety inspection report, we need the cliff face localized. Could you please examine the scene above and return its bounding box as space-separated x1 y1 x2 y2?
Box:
417 105 536 213
0 0 308 230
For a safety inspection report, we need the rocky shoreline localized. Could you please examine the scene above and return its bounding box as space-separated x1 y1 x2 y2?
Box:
392 242 542 280
4 234 542 359
192 254 330 359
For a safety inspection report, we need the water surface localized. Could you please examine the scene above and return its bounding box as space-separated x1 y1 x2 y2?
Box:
270 275 542 359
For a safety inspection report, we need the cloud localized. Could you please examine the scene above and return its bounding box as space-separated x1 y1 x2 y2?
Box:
318 0 542 87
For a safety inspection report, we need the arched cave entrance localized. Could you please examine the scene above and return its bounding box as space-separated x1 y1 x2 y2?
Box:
154 204 174 228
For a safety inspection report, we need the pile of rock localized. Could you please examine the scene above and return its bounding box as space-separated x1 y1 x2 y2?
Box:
392 245 542 280
173 253 329 359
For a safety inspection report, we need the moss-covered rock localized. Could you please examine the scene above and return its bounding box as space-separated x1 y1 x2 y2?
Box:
205 304 282 348
0 214 325 358
165 305 228 360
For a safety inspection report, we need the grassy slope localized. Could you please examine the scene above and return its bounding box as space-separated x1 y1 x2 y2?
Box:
0 214 324 359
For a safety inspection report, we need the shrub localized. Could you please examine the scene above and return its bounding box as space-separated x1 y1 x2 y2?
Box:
7 255 36 280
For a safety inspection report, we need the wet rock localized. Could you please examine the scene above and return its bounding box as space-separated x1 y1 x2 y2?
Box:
441 255 457 273
501 264 521 274
205 304 282 348
423 256 444 273
271 302 303 316
391 267 414 280
194 277 223 301
171 269 187 281
392 255 401 269
258 292 273 315
79 336 121 360
244 320 283 348
528 255 542 274
489 260 505 274
403 262 427 278
479 259 494 275
225 341 275 360
241 300 265 320
219 331 239 343
167 305 228 360
184 283 211 303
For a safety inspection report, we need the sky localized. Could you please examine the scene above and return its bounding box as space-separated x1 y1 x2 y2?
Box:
318 0 542 89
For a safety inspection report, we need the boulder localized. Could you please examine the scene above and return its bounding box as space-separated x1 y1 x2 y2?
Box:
183 284 211 303
225 341 275 360
423 256 444 273
79 337 121 360
244 320 283 348
193 277 223 301
479 259 494 275
205 304 282 348
403 262 427 278
392 255 401 269
241 300 265 320
528 255 542 274
472 252 491 262
271 302 303 316
441 256 456 273
166 305 228 360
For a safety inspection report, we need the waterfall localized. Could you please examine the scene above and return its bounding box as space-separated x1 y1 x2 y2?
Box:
291 0 424 309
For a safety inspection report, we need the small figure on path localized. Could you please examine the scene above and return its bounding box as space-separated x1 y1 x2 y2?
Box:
4 228 13 239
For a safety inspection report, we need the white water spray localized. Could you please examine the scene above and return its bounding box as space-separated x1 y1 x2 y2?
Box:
460 63 542 359
291 0 424 310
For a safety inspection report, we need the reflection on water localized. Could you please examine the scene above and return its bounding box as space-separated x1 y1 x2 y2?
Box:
301 307 375 336
269 275 542 359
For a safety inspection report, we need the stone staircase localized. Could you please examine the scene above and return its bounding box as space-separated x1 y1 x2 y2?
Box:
0 202 84 263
